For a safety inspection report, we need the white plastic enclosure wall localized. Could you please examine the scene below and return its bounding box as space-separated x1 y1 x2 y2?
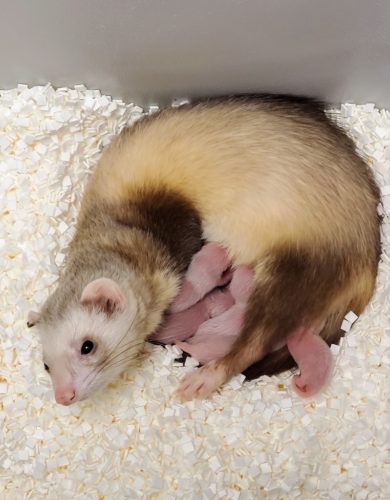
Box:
1 0 389 107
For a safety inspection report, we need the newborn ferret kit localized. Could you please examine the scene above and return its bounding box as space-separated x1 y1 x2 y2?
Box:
28 95 381 405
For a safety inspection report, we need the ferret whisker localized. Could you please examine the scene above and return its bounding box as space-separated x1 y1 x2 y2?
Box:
79 306 140 388
81 338 145 388
105 302 140 357
100 328 145 372
100 352 144 372
83 343 145 392
102 340 145 370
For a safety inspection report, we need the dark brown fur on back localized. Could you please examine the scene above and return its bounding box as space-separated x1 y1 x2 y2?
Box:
78 188 203 276
109 188 203 274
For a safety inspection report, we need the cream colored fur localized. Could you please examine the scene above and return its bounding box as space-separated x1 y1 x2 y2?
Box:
85 103 378 267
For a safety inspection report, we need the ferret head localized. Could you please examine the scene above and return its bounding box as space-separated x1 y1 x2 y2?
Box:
28 278 143 405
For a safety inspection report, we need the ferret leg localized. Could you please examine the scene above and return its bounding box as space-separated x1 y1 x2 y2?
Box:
287 325 332 397
177 249 342 401
169 242 231 313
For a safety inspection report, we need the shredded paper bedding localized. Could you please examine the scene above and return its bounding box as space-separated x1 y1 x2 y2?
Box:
0 85 389 499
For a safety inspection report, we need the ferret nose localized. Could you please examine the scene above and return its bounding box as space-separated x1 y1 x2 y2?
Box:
55 388 76 406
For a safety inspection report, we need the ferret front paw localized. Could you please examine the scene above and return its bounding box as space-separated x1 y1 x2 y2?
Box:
176 362 227 402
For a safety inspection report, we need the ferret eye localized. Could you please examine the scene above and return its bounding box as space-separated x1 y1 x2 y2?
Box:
81 340 94 355
44 363 50 372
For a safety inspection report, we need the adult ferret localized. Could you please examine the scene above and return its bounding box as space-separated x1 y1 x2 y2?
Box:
28 96 381 405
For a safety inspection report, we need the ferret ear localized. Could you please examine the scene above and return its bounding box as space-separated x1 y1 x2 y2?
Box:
80 278 127 315
27 310 41 328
